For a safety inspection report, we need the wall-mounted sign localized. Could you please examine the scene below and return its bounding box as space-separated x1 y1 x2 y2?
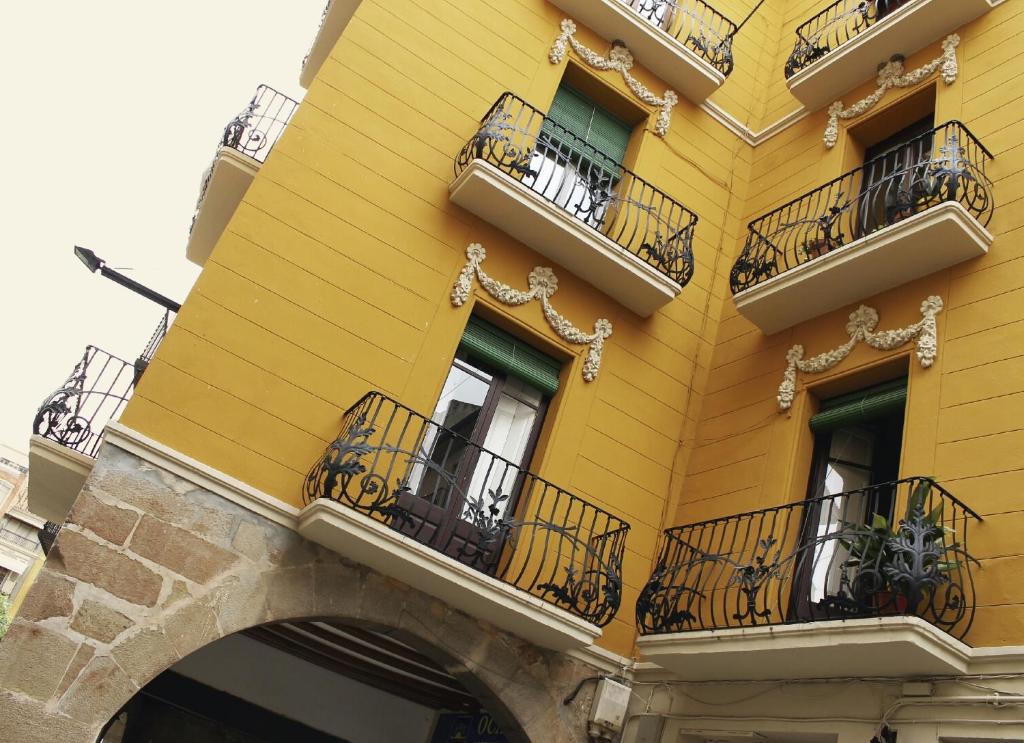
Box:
430 711 507 743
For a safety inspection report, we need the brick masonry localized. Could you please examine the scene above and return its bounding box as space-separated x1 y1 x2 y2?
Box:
0 443 603 743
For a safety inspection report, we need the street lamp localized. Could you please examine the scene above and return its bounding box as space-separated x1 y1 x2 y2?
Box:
73 246 181 313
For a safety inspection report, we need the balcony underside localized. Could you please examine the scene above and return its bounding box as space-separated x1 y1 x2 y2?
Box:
788 0 996 111
734 202 991 335
547 0 726 103
186 147 259 267
27 434 94 523
450 160 681 317
297 498 602 651
637 616 971 681
300 0 362 89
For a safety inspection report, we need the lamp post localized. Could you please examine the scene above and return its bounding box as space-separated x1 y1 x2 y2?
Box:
73 246 181 313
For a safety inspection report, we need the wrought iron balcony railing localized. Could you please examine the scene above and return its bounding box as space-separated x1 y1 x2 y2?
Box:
637 477 980 639
785 0 914 78
304 392 630 627
221 84 298 164
33 315 171 459
731 121 993 293
0 528 39 552
622 0 738 76
455 92 698 288
190 85 299 232
33 347 136 459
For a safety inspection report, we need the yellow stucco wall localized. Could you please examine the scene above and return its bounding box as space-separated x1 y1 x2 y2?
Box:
122 0 1023 655
675 0 1024 649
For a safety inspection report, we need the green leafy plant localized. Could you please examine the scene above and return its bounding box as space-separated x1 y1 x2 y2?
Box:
842 479 961 606
0 593 11 640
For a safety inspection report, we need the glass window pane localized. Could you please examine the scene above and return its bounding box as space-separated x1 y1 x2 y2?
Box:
407 363 491 508
463 389 540 522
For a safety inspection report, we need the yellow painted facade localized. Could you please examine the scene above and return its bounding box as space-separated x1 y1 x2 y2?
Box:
121 0 1024 657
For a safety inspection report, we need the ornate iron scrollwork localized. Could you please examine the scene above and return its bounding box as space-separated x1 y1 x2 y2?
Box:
33 357 91 448
731 121 993 294
305 392 630 627
637 477 980 640
455 92 699 289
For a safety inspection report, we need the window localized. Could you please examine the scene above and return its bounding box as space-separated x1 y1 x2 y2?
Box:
527 84 633 229
629 0 674 31
875 0 913 21
395 318 560 566
857 114 935 237
793 379 907 616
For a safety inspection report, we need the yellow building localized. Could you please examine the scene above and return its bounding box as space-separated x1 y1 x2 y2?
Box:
3 0 1022 741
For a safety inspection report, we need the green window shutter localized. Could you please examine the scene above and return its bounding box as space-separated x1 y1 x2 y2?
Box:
540 85 632 171
587 106 631 165
459 317 562 397
809 379 908 434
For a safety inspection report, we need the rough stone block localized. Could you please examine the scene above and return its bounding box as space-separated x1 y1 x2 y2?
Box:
59 655 137 728
128 515 238 584
231 520 267 563
55 643 97 700
0 622 79 701
165 601 221 658
313 560 365 617
265 566 317 621
50 529 163 607
68 492 139 545
111 628 179 688
17 570 75 622
70 600 132 644
206 573 268 636
92 468 239 547
0 692 92 743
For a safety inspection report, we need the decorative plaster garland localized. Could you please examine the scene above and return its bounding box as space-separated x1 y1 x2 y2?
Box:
777 296 943 411
550 19 678 137
824 34 960 149
451 244 613 382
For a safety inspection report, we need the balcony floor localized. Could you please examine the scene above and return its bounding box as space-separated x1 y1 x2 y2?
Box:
637 616 971 681
297 498 602 652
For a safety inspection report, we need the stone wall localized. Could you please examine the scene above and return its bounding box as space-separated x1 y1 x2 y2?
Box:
0 444 603 743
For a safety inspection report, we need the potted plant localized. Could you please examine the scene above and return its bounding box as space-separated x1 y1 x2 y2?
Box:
802 238 831 261
841 480 962 615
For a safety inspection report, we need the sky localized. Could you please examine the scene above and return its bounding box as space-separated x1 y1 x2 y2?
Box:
0 1 326 453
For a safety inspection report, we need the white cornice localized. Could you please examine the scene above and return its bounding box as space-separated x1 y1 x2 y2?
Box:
102 422 299 529
700 101 809 148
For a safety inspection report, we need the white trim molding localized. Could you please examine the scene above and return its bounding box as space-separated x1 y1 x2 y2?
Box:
102 422 300 528
452 243 613 382
777 296 943 410
550 19 678 136
824 34 960 149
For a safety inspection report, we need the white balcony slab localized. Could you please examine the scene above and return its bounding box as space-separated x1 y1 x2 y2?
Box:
297 498 602 652
300 0 362 89
26 434 95 523
788 0 997 112
449 160 681 317
548 0 726 103
637 616 971 681
734 202 992 335
186 146 259 267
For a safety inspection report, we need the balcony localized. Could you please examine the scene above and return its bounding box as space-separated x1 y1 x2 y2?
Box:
548 0 736 103
785 0 997 111
27 314 171 522
636 477 980 680
186 85 298 267
297 392 630 651
300 0 361 88
730 121 993 334
450 93 697 317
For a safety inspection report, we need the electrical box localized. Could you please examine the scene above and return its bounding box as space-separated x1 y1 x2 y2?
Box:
589 678 632 740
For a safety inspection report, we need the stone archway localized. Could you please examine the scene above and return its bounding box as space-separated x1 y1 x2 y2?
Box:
0 445 604 743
